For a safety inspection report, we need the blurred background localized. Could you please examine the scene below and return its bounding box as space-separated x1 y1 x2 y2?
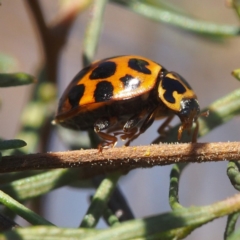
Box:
0 1 240 239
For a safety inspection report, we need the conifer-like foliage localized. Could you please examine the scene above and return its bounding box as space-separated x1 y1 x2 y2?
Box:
0 1 240 239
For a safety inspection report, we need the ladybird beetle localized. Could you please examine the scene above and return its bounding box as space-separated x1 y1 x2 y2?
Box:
54 55 203 149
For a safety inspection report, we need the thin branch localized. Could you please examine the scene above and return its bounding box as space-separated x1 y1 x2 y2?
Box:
25 0 55 82
1 142 240 176
25 0 87 83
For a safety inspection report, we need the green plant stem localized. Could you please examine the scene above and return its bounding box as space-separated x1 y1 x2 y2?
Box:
0 139 26 150
80 172 121 228
0 169 92 201
84 192 240 240
4 191 240 240
102 208 120 226
0 190 53 226
0 226 194 240
0 171 41 185
231 0 240 19
228 225 240 240
0 226 98 240
232 68 240 81
227 161 240 191
104 185 134 221
4 192 240 239
169 163 188 210
0 73 36 87
137 225 197 240
82 0 108 66
144 0 189 15
224 212 240 240
199 89 240 137
112 0 240 37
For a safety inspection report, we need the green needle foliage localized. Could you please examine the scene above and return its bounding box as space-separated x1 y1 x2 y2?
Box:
1 1 240 239
2 191 240 239
80 173 121 228
224 212 240 240
232 68 240 81
111 0 240 37
0 169 91 202
0 73 36 87
0 140 26 151
0 190 53 226
83 0 108 66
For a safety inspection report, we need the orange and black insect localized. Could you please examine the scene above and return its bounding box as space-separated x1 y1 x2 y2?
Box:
54 55 203 149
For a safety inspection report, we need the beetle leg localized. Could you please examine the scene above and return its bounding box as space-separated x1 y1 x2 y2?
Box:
124 107 158 146
178 119 199 143
112 109 147 140
157 115 174 137
94 117 118 151
123 111 147 132
120 127 138 142
151 115 174 144
120 110 147 141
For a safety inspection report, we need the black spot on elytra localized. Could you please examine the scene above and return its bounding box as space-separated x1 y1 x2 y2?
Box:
128 58 151 74
89 61 117 79
71 66 91 84
68 84 85 108
161 77 186 103
94 81 114 102
120 74 140 90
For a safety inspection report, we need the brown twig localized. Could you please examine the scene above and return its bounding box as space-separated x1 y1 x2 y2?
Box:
25 0 88 83
1 142 240 176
